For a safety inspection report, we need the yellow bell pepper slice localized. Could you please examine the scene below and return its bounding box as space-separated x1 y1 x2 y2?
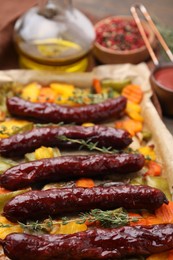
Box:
126 101 141 113
50 83 74 94
0 119 33 138
138 146 156 161
82 123 95 127
50 83 75 104
146 251 168 260
126 101 143 122
35 146 61 160
0 216 23 239
21 82 41 102
51 221 87 235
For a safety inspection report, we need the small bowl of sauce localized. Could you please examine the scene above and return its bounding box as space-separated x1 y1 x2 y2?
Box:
150 63 173 117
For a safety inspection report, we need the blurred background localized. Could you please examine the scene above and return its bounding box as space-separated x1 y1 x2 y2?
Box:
0 0 173 69
73 0 173 27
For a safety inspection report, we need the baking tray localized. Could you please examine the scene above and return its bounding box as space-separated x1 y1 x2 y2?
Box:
0 63 173 259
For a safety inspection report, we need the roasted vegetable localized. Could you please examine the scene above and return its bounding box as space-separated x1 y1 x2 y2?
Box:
122 84 143 104
0 119 33 138
101 78 131 92
21 82 41 102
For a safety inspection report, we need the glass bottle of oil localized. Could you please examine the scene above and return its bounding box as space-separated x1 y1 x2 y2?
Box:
13 0 95 72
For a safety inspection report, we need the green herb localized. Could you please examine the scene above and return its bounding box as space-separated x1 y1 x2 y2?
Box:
18 220 45 233
77 208 139 228
0 223 11 228
17 217 55 233
58 135 119 154
61 217 69 225
68 90 109 105
0 208 139 233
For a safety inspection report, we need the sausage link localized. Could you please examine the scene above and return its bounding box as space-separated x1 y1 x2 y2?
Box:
0 125 132 157
6 96 127 124
2 224 173 259
0 153 145 190
3 185 168 222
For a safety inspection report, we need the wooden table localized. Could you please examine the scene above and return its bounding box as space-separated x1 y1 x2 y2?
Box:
74 0 173 28
74 0 173 135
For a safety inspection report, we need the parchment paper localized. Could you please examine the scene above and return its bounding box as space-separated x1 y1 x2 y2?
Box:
0 63 173 259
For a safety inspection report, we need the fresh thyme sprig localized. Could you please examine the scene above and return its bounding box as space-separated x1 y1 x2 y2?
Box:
58 135 119 154
0 223 11 228
18 217 54 233
77 208 139 228
0 208 139 233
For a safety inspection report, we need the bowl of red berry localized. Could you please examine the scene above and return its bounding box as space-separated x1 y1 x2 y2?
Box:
93 16 155 64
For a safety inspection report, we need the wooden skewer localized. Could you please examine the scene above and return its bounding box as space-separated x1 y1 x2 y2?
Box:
130 3 173 65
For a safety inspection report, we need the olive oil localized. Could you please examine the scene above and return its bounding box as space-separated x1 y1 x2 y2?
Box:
15 37 89 72
19 54 88 72
13 1 95 72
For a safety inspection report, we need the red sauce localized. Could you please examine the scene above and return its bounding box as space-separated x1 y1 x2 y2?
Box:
154 67 173 90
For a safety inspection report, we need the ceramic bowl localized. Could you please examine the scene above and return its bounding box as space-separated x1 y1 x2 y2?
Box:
93 16 156 64
150 63 173 117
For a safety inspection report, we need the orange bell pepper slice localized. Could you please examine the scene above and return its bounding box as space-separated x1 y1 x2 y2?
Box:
115 119 142 136
155 201 173 224
37 87 57 103
0 186 10 194
145 161 162 176
75 178 95 188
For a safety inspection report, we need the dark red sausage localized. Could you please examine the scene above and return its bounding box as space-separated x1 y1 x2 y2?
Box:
2 224 173 259
0 125 132 157
0 153 145 190
6 96 127 124
3 185 168 222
